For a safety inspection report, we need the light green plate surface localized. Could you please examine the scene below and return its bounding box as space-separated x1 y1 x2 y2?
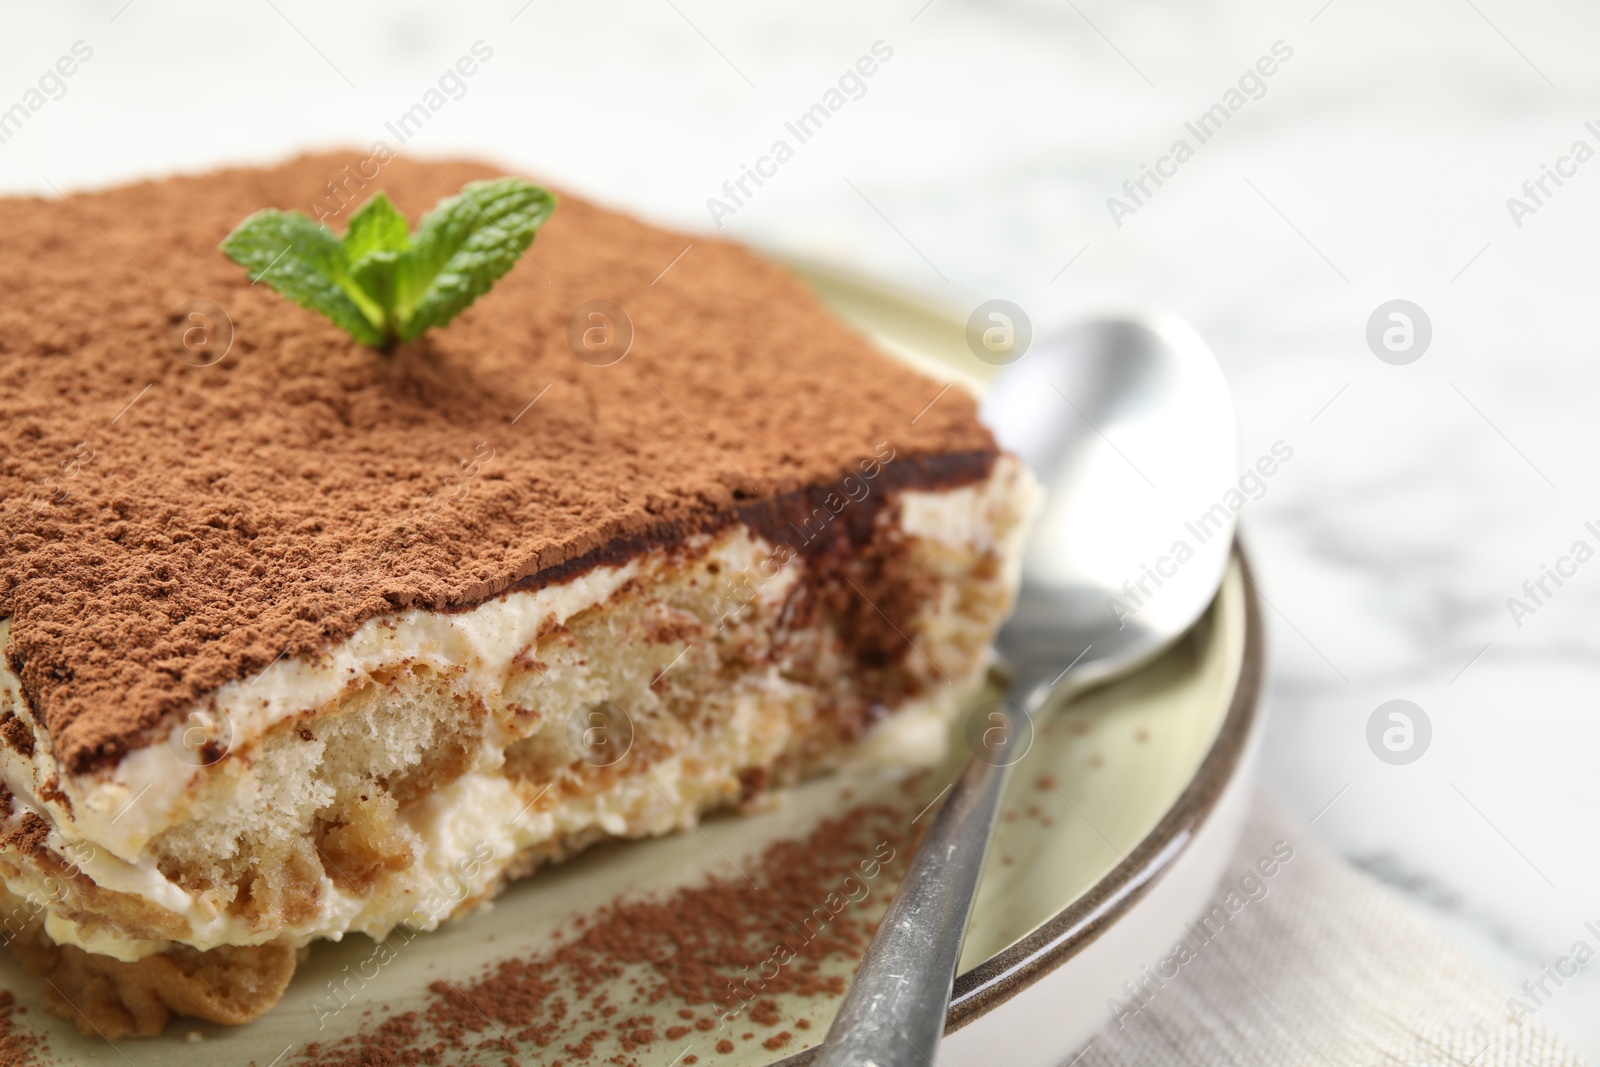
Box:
24 265 1252 1066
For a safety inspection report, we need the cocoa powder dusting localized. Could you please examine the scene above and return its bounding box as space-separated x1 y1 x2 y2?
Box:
0 153 996 774
0 716 33 759
291 803 913 1065
0 991 50 1067
0 815 51 861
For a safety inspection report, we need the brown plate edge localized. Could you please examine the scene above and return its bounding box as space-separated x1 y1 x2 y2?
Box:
775 539 1265 1064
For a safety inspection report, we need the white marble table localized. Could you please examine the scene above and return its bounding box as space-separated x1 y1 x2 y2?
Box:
5 0 1599 1057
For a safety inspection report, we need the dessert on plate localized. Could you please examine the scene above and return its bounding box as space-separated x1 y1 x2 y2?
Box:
0 154 1037 1037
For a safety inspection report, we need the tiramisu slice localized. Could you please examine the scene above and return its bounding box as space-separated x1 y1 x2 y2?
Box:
0 154 1036 1037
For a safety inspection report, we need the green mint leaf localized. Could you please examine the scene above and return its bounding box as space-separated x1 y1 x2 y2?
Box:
220 179 556 350
342 195 410 334
348 250 402 335
394 178 556 342
342 192 410 265
221 209 386 348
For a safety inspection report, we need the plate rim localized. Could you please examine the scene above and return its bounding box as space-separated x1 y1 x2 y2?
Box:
774 548 1263 1066
775 260 1266 1061
942 544 1263 1028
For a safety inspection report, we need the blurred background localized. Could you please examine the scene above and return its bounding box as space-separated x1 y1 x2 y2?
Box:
4 0 1597 1056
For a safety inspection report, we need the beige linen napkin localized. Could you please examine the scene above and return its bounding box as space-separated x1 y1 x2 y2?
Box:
1075 790 1584 1067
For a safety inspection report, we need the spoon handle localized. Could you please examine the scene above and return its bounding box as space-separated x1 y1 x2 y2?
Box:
813 703 1025 1067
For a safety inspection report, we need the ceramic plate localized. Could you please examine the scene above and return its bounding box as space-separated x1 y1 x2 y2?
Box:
17 265 1264 1067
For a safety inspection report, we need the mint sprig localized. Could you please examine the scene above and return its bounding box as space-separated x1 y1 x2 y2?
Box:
221 178 556 349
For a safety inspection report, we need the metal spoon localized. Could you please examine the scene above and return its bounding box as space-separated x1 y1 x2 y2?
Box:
815 313 1239 1066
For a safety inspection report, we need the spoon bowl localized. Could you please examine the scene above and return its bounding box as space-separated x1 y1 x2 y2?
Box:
983 313 1238 704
